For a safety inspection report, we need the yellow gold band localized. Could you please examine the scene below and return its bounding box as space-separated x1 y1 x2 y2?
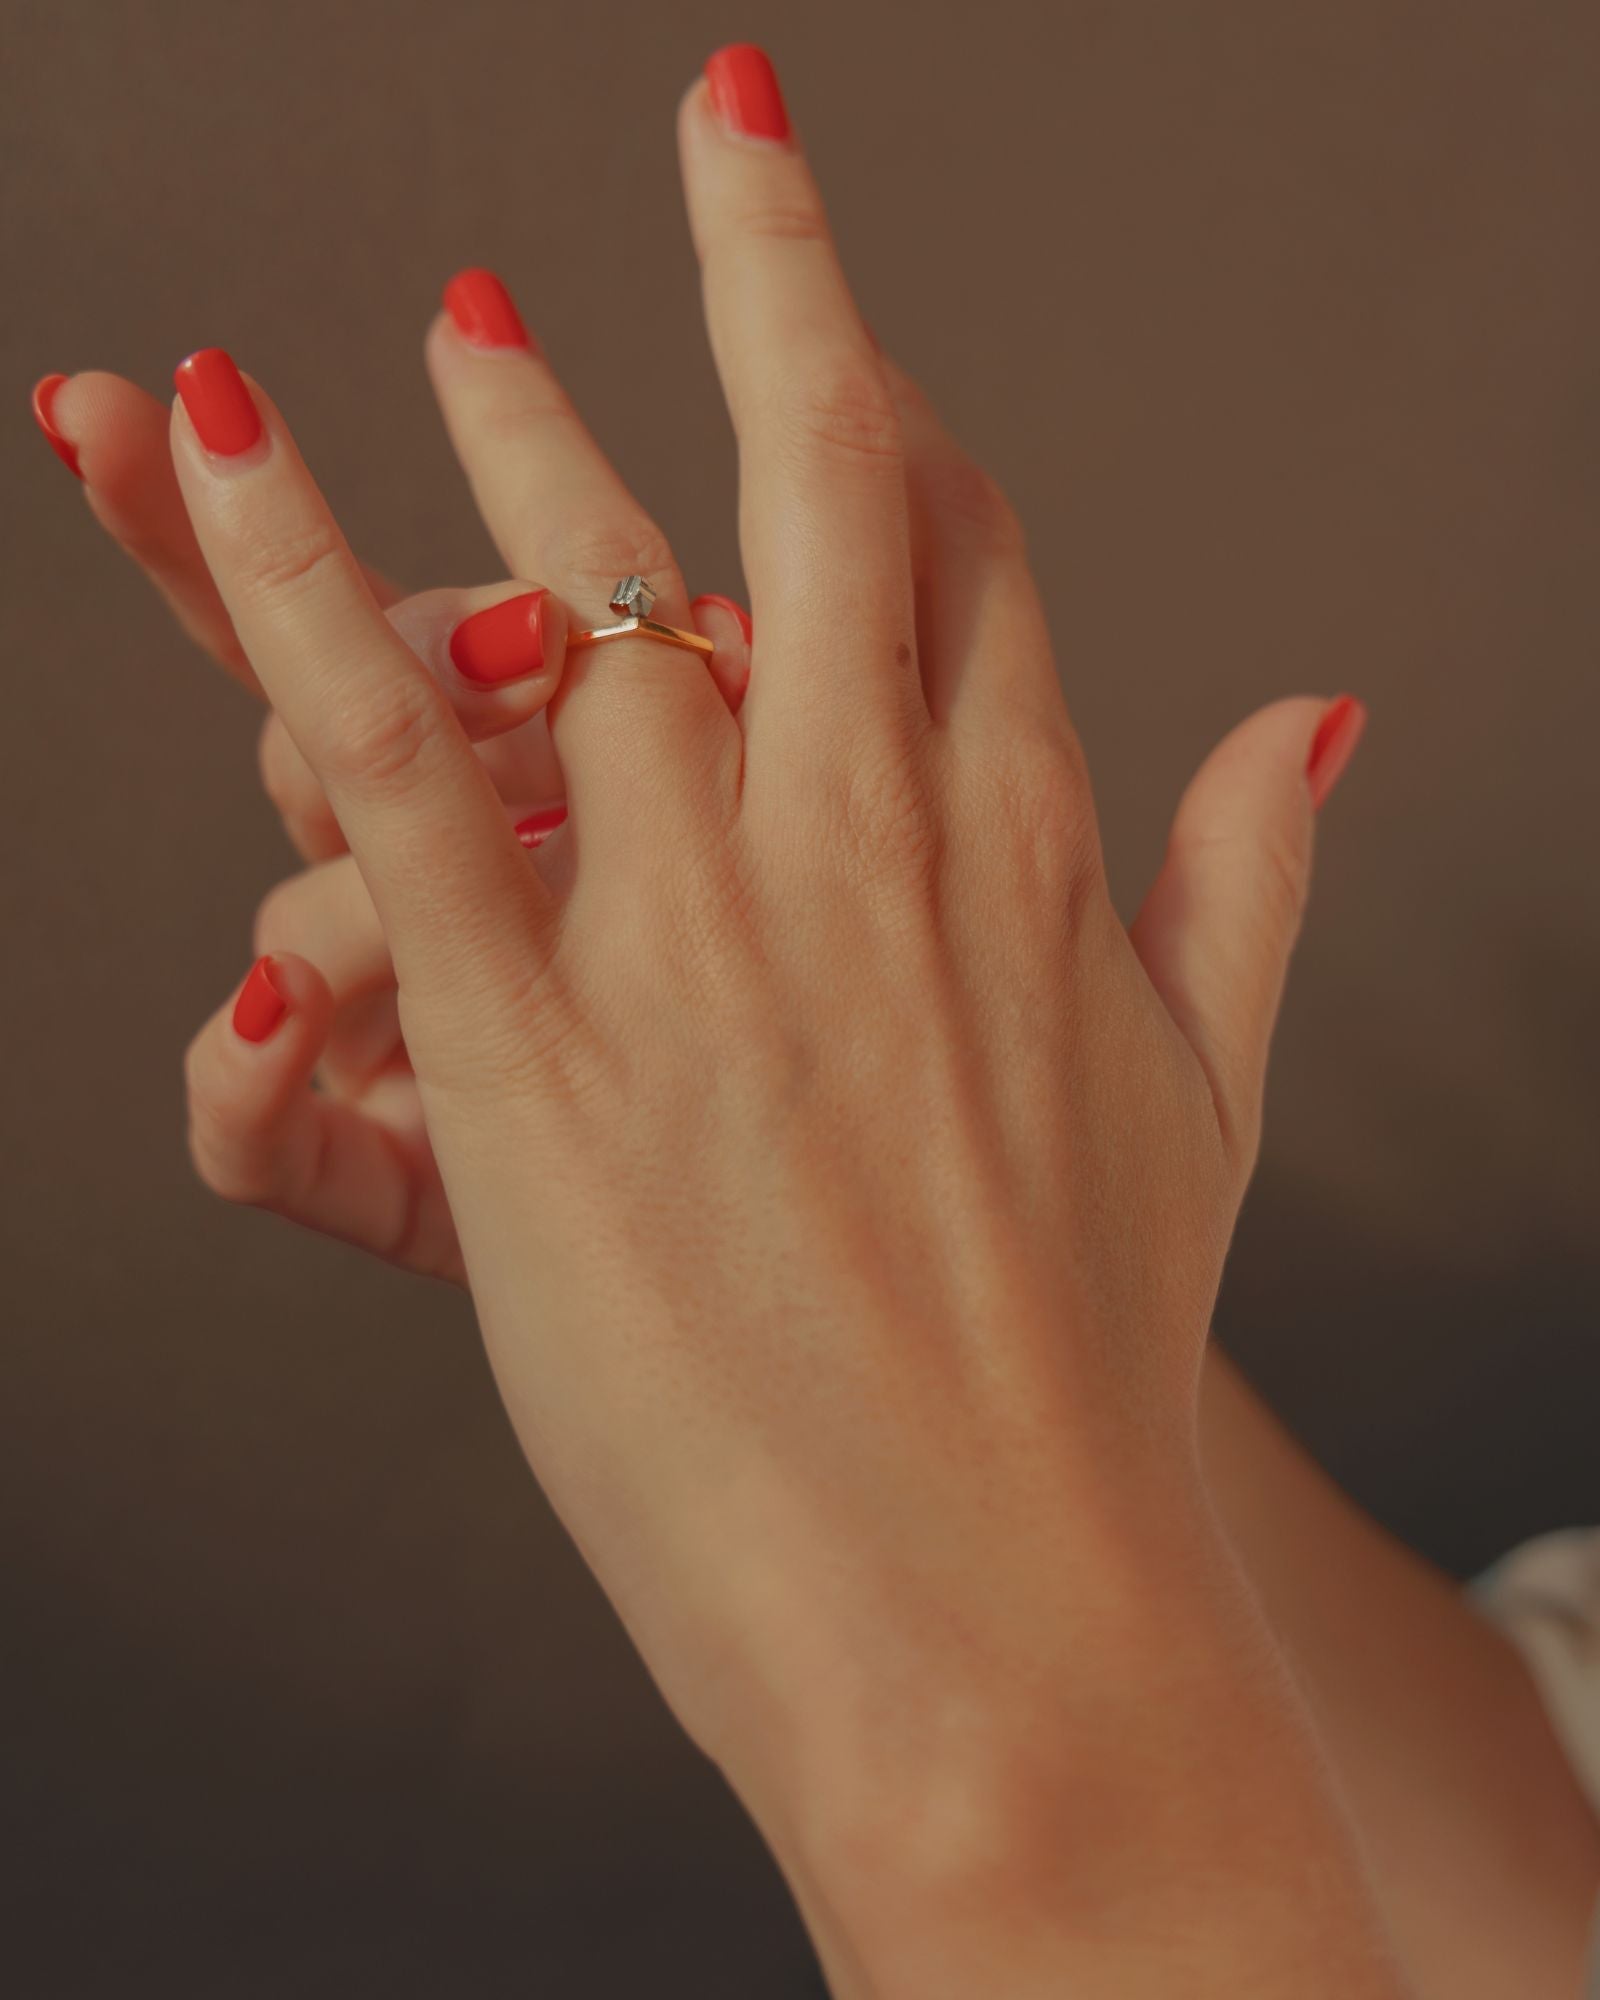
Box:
567 615 713 659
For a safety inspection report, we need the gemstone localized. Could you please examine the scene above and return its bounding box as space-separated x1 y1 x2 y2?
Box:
609 574 656 621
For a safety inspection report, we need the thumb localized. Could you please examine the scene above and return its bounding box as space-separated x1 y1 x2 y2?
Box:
1130 694 1367 1174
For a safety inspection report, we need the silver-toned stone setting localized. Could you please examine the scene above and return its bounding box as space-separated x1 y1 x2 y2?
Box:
609 575 657 621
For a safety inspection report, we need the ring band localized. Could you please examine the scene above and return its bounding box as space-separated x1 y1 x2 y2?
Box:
568 574 714 660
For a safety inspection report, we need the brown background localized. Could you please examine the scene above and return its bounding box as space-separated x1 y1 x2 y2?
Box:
4 1 1598 1992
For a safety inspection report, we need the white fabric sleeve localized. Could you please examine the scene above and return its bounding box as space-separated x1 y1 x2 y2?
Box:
1475 1527 1600 1816
1475 1529 1600 1996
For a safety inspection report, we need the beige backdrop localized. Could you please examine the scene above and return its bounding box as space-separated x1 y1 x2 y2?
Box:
4 2 1598 1991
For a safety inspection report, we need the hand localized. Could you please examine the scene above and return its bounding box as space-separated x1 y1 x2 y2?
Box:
35 372 762 1272
79 48 1392 1996
35 338 1360 1322
33 362 754 859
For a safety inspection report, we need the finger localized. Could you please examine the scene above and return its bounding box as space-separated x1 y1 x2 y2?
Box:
33 370 401 695
690 593 754 713
251 856 408 1091
881 360 1068 738
679 48 920 748
186 953 461 1281
391 580 567 739
251 853 395 1002
169 348 547 1013
258 586 567 865
426 274 736 870
1130 696 1369 1176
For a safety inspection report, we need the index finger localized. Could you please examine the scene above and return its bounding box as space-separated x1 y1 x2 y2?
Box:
168 348 548 1012
36 368 402 697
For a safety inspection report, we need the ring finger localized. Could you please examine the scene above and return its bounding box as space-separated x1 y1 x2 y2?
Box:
426 271 738 872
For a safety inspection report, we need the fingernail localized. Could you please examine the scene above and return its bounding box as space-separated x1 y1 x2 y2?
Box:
443 268 531 351
32 374 83 478
449 590 552 687
514 804 568 849
689 593 754 646
233 956 288 1043
705 45 791 142
1306 694 1368 810
174 348 263 457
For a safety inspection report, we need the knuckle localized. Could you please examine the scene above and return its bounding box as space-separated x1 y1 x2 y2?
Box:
727 196 830 248
234 520 346 604
996 731 1101 914
834 738 940 893
778 354 902 468
318 677 439 794
545 515 679 605
1254 820 1312 932
925 458 1026 558
1171 813 1311 942
474 388 576 457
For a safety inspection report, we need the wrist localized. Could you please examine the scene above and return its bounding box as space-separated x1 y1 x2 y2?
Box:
751 1507 1400 2000
752 1490 1218 1983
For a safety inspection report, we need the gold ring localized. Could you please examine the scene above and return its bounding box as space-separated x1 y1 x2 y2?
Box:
567 575 714 660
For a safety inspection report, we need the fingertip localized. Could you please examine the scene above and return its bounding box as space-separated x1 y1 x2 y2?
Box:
513 802 569 849
230 952 332 1046
703 45 792 145
690 592 753 647
231 954 290 1043
443 585 564 699
690 593 753 712
440 268 533 354
1306 694 1368 812
172 347 266 460
31 373 83 478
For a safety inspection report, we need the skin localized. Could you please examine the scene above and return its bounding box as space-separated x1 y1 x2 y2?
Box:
40 65 1598 1998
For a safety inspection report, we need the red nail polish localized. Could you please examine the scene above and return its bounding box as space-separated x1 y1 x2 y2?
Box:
233 956 288 1043
449 590 551 687
1306 695 1368 810
174 349 263 457
705 45 790 142
443 268 531 351
32 374 83 478
690 593 754 646
514 804 568 849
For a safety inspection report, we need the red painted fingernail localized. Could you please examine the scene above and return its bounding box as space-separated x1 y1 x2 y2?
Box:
690 593 754 646
705 45 790 142
233 956 288 1043
514 804 568 849
449 590 552 687
32 374 83 478
1306 695 1368 810
443 268 531 351
174 349 263 457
